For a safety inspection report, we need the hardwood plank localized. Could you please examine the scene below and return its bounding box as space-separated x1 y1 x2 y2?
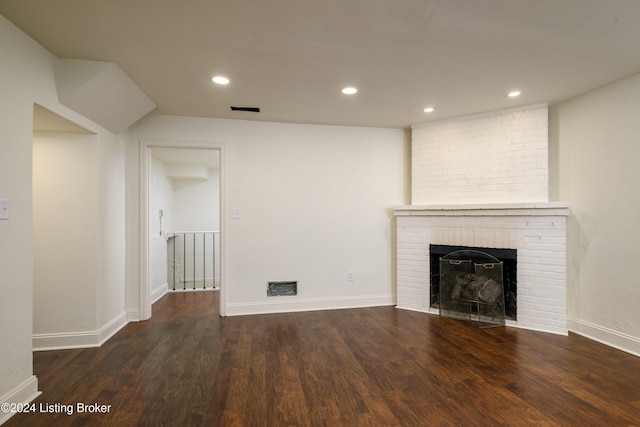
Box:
5 292 640 426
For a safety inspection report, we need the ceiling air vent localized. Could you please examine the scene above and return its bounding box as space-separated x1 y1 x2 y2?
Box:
230 106 260 113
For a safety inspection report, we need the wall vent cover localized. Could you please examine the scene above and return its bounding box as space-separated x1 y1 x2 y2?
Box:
267 281 297 296
230 106 260 112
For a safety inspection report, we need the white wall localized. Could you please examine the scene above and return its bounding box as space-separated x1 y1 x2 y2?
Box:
33 133 98 334
0 16 127 415
149 156 173 300
0 15 61 411
412 105 549 205
149 155 174 237
96 132 126 329
127 115 409 316
552 73 640 353
172 170 219 232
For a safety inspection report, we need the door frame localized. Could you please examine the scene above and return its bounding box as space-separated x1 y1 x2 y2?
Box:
139 138 227 319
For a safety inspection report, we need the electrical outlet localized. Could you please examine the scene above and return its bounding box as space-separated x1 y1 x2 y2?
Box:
347 271 355 282
230 208 241 219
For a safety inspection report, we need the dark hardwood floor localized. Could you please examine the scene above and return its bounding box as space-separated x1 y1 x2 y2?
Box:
5 291 640 426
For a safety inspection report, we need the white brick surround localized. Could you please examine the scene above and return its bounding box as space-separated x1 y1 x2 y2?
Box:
412 104 548 205
394 203 569 335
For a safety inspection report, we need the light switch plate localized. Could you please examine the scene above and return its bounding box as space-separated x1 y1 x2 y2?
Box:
0 199 9 220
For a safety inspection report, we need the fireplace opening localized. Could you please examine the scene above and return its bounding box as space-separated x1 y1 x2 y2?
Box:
430 244 517 321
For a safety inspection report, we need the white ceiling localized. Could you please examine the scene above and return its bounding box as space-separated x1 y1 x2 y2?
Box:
4 0 640 129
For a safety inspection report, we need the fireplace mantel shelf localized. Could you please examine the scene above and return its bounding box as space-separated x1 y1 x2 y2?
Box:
393 202 569 217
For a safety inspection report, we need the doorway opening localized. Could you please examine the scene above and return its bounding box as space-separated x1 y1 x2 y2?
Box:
140 141 225 320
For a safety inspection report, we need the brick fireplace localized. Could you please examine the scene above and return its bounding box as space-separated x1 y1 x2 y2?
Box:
393 203 569 334
395 104 569 335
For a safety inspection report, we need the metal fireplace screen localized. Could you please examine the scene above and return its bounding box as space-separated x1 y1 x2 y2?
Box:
439 250 505 328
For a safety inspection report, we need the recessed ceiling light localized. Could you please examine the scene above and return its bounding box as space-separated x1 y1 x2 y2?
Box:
424 107 435 113
212 76 230 85
508 90 521 97
342 87 357 95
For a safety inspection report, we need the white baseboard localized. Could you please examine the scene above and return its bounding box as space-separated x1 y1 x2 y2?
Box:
508 323 568 336
127 308 140 322
0 376 40 425
568 317 640 358
151 282 169 304
32 312 128 351
226 294 396 316
97 312 129 345
395 304 438 316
